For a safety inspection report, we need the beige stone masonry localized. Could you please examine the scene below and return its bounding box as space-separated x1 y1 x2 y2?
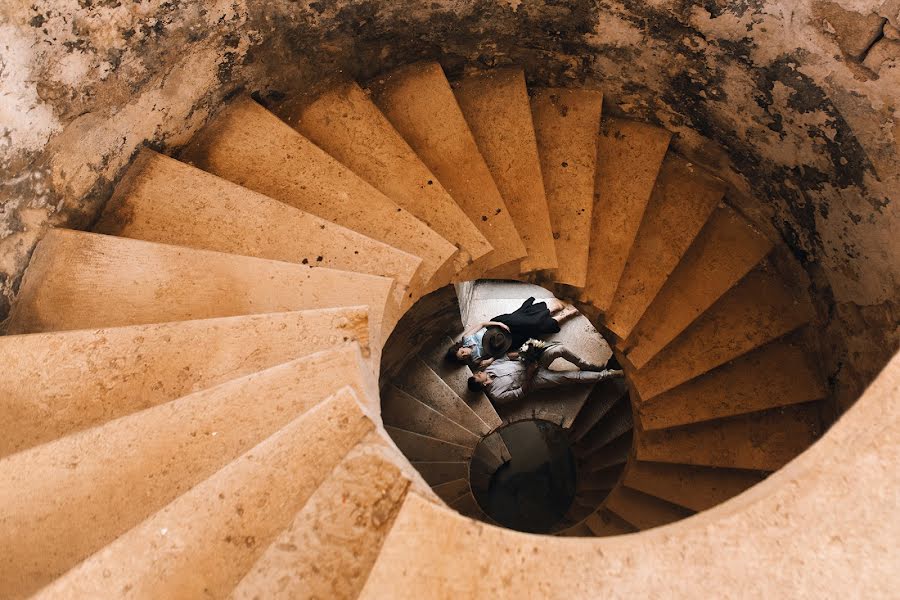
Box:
0 353 374 598
530 87 603 287
94 149 422 309
581 118 672 310
281 81 491 275
623 462 765 512
179 96 457 298
431 478 471 504
35 387 374 600
604 486 694 530
624 205 773 368
384 426 474 462
382 385 481 448
604 155 725 339
231 441 411 600
449 490 491 522
410 462 469 487
369 62 527 274
0 309 371 458
453 68 558 273
5 230 394 344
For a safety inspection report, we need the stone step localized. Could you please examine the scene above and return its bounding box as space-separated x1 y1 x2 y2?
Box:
179 96 456 296
6 230 395 345
452 67 558 273
0 310 372 459
94 149 422 310
628 260 815 400
578 431 632 472
384 426 474 462
623 205 773 367
34 387 374 599
369 61 527 274
624 461 765 512
530 87 604 287
431 478 472 504
1 353 373 599
555 522 594 537
381 385 481 448
637 333 826 430
603 155 725 339
573 490 611 510
578 464 623 492
448 490 490 521
604 486 694 531
584 509 638 536
581 117 671 310
473 435 507 473
410 462 469 487
574 397 634 457
231 439 412 600
635 402 821 471
570 378 629 442
279 80 491 275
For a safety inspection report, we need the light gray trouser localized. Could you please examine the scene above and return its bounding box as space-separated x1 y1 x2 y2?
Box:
537 343 601 371
532 368 606 388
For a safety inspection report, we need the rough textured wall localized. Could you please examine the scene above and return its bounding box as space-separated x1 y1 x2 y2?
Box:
1 0 897 412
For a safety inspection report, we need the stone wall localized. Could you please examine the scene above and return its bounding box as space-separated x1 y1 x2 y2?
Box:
2 0 897 413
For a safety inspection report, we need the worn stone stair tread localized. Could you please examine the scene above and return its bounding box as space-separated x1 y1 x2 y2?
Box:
555 522 594 537
178 96 456 296
410 462 469 487
473 437 506 473
571 378 629 442
578 465 623 492
94 149 421 309
638 333 825 430
604 486 695 531
624 205 773 367
34 387 373 600
604 155 725 339
581 117 671 309
0 309 372 459
369 61 527 273
5 230 395 346
431 478 472 504
448 490 489 521
452 67 558 273
382 385 480 448
384 426 474 462
584 509 638 536
628 262 815 401
280 80 491 275
530 87 603 287
579 432 633 471
574 398 634 457
635 402 821 471
624 461 766 512
231 440 412 600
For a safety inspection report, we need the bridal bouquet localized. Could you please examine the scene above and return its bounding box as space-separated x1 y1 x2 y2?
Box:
517 338 551 364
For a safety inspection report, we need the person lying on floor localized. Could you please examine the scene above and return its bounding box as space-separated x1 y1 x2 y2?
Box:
467 340 624 405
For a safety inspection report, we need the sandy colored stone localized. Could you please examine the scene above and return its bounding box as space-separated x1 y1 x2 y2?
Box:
179 96 457 298
581 117 671 310
862 36 900 71
381 385 480 447
384 426 474 462
5 230 394 344
410 462 469 487
1 356 374 599
369 62 527 274
604 486 694 530
624 461 765 512
281 81 491 277
604 156 724 339
624 205 772 368
94 149 422 309
812 1 887 59
530 87 603 287
453 67 558 273
0 309 372 458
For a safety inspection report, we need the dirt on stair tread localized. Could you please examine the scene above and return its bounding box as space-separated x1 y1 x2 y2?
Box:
604 154 725 339
281 80 491 275
369 61 526 273
624 205 773 368
624 461 766 512
530 87 603 288
604 486 694 531
382 386 481 448
582 117 672 310
384 426 474 462
452 67 558 273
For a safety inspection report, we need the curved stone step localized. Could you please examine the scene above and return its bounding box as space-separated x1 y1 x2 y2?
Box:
279 80 491 275
530 87 603 288
574 397 633 457
635 402 821 471
452 67 558 273
604 486 694 531
382 385 481 448
384 426 474 462
570 378 629 442
624 461 765 512
628 260 815 400
0 308 372 459
34 387 374 600
231 440 412 600
179 96 456 296
1 350 373 599
431 478 471 504
578 431 632 472
623 205 773 368
5 230 394 345
637 333 825 430
604 155 724 339
410 462 469 487
448 490 490 521
94 149 422 309
369 61 526 274
581 117 671 309
584 509 638 536
577 464 622 492
555 522 595 537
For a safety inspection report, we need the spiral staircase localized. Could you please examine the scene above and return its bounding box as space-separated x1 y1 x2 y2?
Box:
0 62 834 597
